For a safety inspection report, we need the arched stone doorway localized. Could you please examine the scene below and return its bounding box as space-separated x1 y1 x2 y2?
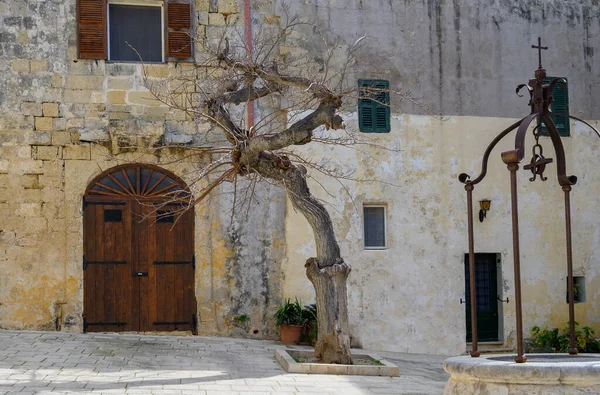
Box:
83 164 196 333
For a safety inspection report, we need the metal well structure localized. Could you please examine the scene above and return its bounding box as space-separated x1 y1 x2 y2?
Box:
459 38 600 363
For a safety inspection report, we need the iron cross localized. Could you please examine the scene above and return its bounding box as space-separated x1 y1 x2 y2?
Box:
532 37 548 69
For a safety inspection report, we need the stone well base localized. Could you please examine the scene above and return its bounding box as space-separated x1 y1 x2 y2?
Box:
275 348 399 376
444 354 600 394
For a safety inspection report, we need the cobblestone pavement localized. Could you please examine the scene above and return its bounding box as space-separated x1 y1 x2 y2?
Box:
0 330 449 395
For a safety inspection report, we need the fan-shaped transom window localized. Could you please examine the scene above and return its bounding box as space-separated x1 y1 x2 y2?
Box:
86 165 189 198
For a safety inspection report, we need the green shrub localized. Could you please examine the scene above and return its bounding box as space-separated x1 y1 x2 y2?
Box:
531 322 600 353
302 303 318 343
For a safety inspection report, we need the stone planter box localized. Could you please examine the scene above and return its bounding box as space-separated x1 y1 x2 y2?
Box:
275 348 399 376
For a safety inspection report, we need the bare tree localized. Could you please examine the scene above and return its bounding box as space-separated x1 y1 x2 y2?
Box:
142 6 426 364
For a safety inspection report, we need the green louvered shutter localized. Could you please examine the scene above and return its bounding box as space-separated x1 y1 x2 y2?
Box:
540 77 570 137
360 102 374 132
359 80 390 133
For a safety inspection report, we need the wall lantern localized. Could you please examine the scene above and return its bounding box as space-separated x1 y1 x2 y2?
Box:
479 199 491 222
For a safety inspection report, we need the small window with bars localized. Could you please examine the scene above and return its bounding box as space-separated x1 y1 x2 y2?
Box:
566 276 585 303
364 205 386 249
358 80 390 133
539 77 570 137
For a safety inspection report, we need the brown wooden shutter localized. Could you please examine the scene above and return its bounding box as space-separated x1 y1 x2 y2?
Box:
77 0 107 59
166 1 193 60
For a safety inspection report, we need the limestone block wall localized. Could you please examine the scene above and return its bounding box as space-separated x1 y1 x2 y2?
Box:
0 0 286 339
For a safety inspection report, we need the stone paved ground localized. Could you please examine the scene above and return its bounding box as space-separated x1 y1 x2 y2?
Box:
0 330 449 395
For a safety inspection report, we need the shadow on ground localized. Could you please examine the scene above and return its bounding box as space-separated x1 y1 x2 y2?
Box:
0 330 449 394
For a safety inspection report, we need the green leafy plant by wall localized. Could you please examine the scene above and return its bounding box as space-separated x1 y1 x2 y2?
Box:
531 322 600 353
273 298 305 326
302 303 318 344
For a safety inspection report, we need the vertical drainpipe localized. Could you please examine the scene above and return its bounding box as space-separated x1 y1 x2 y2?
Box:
244 0 255 128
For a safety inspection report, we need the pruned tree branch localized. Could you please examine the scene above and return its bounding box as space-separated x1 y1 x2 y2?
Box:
136 2 438 364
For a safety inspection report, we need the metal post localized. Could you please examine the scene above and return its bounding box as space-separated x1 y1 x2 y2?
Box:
508 163 526 363
564 186 578 355
244 0 255 128
466 184 480 357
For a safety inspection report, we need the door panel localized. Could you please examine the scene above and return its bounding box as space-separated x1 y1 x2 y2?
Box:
136 203 195 332
149 206 195 332
132 201 156 332
84 198 196 333
83 202 134 332
465 253 499 342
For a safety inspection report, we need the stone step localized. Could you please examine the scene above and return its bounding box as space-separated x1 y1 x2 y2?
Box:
467 342 514 354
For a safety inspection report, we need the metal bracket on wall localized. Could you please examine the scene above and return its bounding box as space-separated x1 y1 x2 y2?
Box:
83 255 127 270
153 257 195 270
83 316 126 332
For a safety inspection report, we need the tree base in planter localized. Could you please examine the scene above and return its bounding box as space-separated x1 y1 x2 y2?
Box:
275 348 399 376
280 324 304 345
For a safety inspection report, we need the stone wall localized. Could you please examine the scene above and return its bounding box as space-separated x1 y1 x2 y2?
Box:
0 0 286 339
284 114 600 355
284 0 600 119
279 0 600 354
2 0 599 357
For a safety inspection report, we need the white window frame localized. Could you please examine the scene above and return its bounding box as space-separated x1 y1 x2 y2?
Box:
363 204 387 250
107 0 165 63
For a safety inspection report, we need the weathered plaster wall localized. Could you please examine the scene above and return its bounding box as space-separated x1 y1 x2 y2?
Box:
278 0 600 355
283 114 600 355
285 0 600 118
0 0 285 339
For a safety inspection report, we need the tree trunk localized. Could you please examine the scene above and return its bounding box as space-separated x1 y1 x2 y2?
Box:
281 165 353 364
306 258 353 364
252 151 353 364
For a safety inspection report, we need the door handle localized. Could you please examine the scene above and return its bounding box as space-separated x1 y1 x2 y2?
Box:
133 272 148 277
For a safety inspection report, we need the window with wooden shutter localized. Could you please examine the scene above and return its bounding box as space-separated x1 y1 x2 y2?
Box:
77 0 194 62
539 77 570 137
77 0 107 59
109 4 163 62
358 80 390 133
166 1 193 60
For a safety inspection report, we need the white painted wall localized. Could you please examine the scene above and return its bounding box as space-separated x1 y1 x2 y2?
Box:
283 113 600 355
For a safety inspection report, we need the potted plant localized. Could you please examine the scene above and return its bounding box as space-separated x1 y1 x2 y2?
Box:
273 298 304 345
302 303 318 346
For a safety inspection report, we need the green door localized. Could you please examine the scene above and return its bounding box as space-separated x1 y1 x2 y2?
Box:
465 253 499 342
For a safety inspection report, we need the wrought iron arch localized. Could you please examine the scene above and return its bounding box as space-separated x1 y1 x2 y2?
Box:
85 164 191 200
458 37 600 364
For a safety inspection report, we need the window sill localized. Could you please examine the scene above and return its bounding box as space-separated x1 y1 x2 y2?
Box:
364 247 388 251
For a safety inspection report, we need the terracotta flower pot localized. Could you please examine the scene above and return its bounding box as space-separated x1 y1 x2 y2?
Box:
280 324 304 345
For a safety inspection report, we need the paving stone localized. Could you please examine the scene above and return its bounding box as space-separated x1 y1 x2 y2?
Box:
0 331 446 394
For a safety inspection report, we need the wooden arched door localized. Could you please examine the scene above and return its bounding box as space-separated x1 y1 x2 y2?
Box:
83 164 196 333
